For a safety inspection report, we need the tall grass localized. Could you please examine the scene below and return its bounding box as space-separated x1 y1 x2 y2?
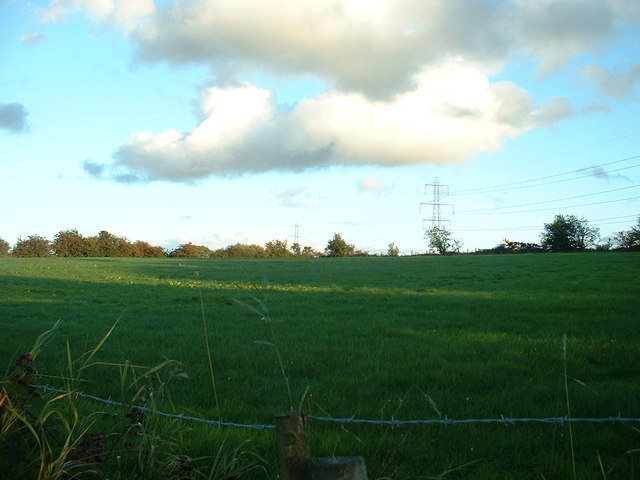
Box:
231 280 293 411
562 334 577 480
196 271 220 414
0 320 264 479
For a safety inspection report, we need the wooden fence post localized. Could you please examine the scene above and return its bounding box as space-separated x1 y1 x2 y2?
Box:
275 412 368 480
275 411 311 480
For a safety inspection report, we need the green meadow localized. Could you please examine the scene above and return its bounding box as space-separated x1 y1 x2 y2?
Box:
1 253 639 479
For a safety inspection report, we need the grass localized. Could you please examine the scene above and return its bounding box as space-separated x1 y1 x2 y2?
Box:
1 253 639 479
1 321 264 480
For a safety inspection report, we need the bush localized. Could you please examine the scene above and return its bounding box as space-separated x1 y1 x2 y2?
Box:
11 235 52 257
0 237 10 256
169 242 213 258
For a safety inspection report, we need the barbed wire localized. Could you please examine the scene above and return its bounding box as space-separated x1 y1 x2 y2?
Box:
311 415 640 426
30 384 275 430
30 384 640 431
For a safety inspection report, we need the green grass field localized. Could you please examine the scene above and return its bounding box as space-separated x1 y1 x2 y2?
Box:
1 253 639 479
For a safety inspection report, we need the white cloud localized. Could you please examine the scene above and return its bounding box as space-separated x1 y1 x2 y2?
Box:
36 0 635 180
162 231 266 251
532 97 574 126
113 83 281 180
508 0 618 75
133 0 510 98
359 177 386 192
20 32 45 44
111 0 155 32
38 0 154 33
584 64 640 99
129 0 636 96
100 60 572 182
292 61 542 165
39 0 112 22
201 232 265 250
276 189 309 208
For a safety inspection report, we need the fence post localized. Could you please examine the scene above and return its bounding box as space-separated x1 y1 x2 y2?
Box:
275 411 311 480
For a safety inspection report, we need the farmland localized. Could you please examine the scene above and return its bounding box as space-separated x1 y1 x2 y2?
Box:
1 253 639 479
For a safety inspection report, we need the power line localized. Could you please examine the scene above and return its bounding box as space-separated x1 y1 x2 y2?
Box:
452 163 639 197
455 214 639 233
450 154 640 196
456 196 639 216
456 185 639 214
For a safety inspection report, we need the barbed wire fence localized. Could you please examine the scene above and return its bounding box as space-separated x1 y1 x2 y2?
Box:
30 384 640 431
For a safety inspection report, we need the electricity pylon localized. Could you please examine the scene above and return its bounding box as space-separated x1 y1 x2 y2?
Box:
420 177 453 231
290 222 301 245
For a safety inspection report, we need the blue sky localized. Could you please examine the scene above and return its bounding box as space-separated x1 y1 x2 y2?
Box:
1 0 639 254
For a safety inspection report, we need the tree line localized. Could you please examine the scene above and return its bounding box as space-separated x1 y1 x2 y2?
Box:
474 214 640 255
1 215 638 258
423 214 639 254
0 230 369 259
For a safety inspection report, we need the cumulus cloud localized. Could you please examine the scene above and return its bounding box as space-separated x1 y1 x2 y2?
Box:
129 0 636 96
201 232 265 250
98 60 573 182
133 0 510 98
82 159 105 177
39 0 635 180
359 177 387 193
20 32 45 44
508 0 618 76
584 64 640 99
276 189 309 208
163 232 265 252
532 97 574 126
0 102 29 133
38 0 154 33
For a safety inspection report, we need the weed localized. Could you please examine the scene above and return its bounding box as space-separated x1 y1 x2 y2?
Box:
196 271 220 414
0 322 264 479
231 280 293 411
562 334 577 480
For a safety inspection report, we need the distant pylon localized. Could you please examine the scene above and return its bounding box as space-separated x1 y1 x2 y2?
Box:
420 178 453 230
291 222 301 244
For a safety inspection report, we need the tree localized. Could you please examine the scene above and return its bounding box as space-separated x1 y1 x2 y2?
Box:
614 216 640 250
425 226 462 255
265 239 292 257
493 239 543 254
325 233 355 257
540 215 599 252
387 243 399 256
290 242 318 257
52 229 90 257
169 243 212 258
88 230 135 257
301 245 319 257
0 237 10 257
223 243 266 258
12 235 52 257
131 241 166 257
